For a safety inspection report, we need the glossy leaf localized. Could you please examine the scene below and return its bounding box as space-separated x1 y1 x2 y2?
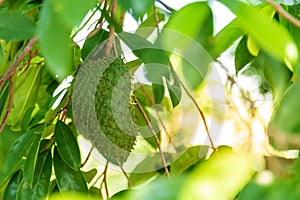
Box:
235 36 255 72
178 146 254 200
3 171 22 200
271 80 300 133
17 150 52 200
0 12 35 41
219 0 298 70
53 147 88 193
51 0 97 27
8 66 43 129
54 120 81 170
38 0 74 81
23 133 42 187
0 128 40 188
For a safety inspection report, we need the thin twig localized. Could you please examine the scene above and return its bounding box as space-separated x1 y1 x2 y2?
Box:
134 95 171 178
100 161 109 199
139 83 175 149
115 159 133 188
80 146 94 168
71 7 100 39
265 0 300 29
169 63 217 151
153 6 160 35
0 37 38 133
0 78 14 132
0 37 38 90
105 0 117 56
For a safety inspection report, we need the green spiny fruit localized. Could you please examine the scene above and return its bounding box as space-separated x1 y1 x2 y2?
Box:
94 57 137 165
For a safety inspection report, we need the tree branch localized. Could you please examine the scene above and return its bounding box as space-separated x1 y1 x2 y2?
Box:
134 95 171 178
0 37 38 90
265 0 300 29
169 63 217 151
0 37 38 133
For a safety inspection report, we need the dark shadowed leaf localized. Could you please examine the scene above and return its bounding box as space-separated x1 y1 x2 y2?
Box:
53 147 88 193
235 36 255 72
3 170 22 200
0 126 41 188
166 69 181 107
55 120 81 170
81 29 109 60
17 149 52 200
23 133 42 187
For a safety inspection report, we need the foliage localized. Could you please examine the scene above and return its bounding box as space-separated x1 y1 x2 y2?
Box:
0 0 300 199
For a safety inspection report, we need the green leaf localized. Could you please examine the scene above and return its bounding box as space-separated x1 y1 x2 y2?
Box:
118 0 154 20
129 171 159 187
156 2 213 90
254 52 292 101
213 19 242 58
178 146 254 200
0 128 21 172
166 69 181 107
159 1 213 50
152 82 165 104
235 36 255 72
219 1 298 70
271 80 300 133
136 12 165 38
51 0 97 27
8 66 42 129
0 12 35 41
82 168 97 184
118 31 169 66
81 29 109 60
0 127 41 188
54 120 81 170
53 147 88 193
20 106 34 132
38 0 74 81
170 145 208 176
17 150 52 200
23 133 42 187
3 171 23 200
0 81 9 116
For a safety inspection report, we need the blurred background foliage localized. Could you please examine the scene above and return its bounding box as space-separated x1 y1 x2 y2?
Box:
0 0 300 199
